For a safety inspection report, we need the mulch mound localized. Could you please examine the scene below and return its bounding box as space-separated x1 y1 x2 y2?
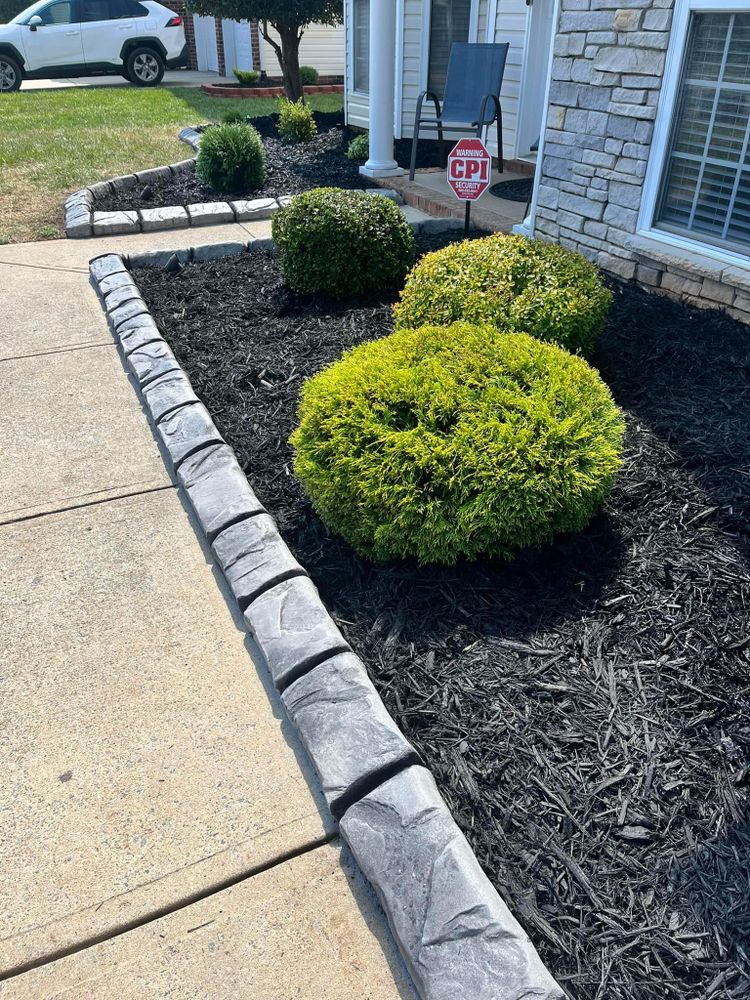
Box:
94 110 444 212
136 243 750 1000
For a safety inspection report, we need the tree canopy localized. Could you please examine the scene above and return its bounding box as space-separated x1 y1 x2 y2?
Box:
188 0 342 33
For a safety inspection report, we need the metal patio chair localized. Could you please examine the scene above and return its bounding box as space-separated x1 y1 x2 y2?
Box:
409 41 510 182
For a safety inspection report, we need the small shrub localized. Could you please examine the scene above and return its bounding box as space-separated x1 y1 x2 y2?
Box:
299 65 319 86
346 132 369 162
233 68 259 86
196 122 265 193
277 97 317 142
221 108 246 124
394 233 612 355
272 187 415 297
291 323 624 564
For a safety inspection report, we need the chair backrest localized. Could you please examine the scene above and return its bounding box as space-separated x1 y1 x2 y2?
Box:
441 42 510 123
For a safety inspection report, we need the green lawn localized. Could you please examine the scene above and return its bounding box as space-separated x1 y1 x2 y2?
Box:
0 86 343 244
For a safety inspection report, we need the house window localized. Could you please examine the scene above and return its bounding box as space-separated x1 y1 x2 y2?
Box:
428 0 472 96
655 10 750 253
353 0 369 93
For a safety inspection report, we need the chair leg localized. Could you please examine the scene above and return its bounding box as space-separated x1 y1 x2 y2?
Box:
409 122 420 181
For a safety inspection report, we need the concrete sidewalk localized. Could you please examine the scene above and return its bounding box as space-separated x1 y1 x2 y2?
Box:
0 228 415 998
21 70 235 91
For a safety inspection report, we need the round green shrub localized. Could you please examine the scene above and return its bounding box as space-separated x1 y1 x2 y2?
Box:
233 67 259 86
394 233 612 355
221 108 246 124
299 65 320 86
291 323 624 564
196 122 265 193
277 97 317 142
272 188 415 297
346 132 369 162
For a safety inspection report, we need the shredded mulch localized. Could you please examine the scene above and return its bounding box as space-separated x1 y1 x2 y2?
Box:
94 110 444 212
136 243 750 1000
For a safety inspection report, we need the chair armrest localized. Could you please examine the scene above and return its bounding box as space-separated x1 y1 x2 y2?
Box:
476 93 501 127
416 90 442 121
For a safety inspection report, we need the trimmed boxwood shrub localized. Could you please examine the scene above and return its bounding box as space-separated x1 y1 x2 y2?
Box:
346 132 369 162
233 68 259 86
299 65 320 86
277 97 317 142
394 234 612 355
291 323 624 565
272 188 415 297
196 122 265 192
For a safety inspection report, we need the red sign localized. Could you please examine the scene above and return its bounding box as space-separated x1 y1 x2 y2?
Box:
447 137 491 201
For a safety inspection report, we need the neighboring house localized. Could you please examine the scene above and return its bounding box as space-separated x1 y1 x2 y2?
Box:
347 0 750 324
190 15 344 78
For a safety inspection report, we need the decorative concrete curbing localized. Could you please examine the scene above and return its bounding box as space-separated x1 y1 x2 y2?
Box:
63 126 407 238
88 236 564 1000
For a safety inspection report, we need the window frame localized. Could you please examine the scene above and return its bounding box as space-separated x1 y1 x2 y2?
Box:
351 0 370 96
639 0 750 268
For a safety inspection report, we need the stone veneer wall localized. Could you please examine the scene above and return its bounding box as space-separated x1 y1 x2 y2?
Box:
533 0 750 326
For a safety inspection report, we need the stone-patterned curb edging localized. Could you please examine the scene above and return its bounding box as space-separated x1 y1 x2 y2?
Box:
88 241 564 1000
63 127 406 238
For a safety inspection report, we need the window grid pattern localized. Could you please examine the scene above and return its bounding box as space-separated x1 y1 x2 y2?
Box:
353 0 369 93
656 11 750 252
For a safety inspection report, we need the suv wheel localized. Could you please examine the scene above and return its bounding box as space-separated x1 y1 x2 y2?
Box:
125 47 165 87
0 54 22 93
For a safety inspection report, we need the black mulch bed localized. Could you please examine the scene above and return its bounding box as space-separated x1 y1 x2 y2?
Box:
136 241 750 1000
490 177 534 203
94 110 444 212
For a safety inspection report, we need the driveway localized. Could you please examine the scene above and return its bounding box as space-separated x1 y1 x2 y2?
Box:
20 69 235 90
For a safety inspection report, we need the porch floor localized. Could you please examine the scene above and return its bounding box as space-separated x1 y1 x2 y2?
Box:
374 166 529 234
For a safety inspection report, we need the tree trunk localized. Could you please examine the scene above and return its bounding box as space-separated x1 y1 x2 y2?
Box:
278 26 302 102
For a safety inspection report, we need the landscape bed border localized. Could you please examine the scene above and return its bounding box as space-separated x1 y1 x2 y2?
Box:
87 228 564 1000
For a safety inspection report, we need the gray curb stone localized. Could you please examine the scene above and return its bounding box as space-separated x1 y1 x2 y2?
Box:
92 210 140 236
178 126 202 151
126 339 181 387
340 765 565 1000
177 442 266 542
192 241 246 262
212 513 306 608
155 401 224 468
243 575 351 692
108 173 138 192
108 296 149 330
96 270 139 296
90 253 128 282
140 206 190 232
141 368 199 422
187 202 235 226
103 283 142 313
118 322 163 357
281 651 420 817
230 197 278 221
135 165 172 185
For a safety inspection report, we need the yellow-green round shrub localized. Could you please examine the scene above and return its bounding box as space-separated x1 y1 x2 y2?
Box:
394 234 611 355
272 188 415 297
277 97 317 142
291 323 624 564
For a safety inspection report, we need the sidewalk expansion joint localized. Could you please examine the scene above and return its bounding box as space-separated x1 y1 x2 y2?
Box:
0 341 114 365
0 483 176 529
0 834 336 984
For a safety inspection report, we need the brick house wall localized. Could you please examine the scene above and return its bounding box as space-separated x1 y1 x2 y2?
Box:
163 0 197 68
534 0 750 326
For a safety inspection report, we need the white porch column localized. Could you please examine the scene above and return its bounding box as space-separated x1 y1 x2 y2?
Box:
360 0 403 177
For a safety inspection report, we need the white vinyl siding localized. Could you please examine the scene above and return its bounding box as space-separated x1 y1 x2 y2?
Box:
260 22 344 77
656 10 750 252
344 0 530 156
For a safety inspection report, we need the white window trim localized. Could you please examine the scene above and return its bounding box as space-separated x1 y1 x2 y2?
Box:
638 0 750 269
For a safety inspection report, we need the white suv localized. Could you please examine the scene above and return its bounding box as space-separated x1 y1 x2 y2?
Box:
0 0 187 91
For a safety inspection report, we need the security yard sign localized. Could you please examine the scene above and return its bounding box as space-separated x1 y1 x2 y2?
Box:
447 137 492 201
447 137 492 234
